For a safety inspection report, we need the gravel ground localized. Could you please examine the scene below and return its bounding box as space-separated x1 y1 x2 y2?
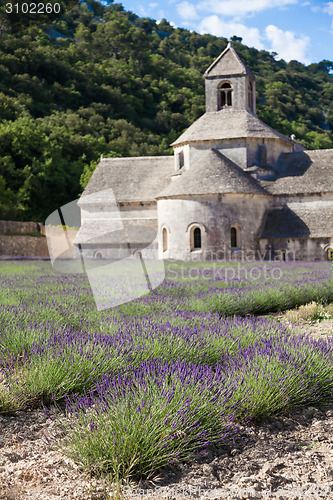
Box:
0 318 332 500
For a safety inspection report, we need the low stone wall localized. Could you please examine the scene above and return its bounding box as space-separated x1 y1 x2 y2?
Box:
0 220 46 235
0 221 49 257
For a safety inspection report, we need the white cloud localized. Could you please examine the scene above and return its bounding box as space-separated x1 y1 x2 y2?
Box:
323 2 333 15
312 2 333 14
197 0 298 17
198 15 264 49
137 3 158 16
177 1 199 20
265 25 310 63
137 5 148 16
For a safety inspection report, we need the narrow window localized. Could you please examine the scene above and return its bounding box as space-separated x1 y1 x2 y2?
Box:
248 82 253 111
230 227 238 248
282 250 286 261
162 227 168 252
258 145 267 167
219 83 232 109
193 227 201 249
177 150 184 170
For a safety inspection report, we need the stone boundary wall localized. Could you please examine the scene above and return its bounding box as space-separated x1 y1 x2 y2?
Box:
0 221 49 257
0 220 46 235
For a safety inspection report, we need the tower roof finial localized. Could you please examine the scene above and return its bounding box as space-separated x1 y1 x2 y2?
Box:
227 39 233 48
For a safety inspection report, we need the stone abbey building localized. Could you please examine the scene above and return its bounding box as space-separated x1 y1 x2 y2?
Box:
77 42 333 261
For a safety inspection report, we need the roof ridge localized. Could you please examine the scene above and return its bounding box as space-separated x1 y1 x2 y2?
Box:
100 156 173 162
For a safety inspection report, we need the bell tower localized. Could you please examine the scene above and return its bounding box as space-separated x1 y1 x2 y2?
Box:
204 41 256 114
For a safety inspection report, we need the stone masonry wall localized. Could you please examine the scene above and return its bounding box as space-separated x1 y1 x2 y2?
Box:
205 75 250 112
259 237 332 261
0 221 49 257
157 193 271 260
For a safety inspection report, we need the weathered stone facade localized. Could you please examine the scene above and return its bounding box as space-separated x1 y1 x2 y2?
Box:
0 221 49 257
157 193 271 260
76 42 333 261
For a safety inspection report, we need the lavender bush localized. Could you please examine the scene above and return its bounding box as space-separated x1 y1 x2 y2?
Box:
52 360 245 479
0 260 332 480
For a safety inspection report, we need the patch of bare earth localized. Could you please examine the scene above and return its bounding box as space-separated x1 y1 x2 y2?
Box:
0 409 107 499
1 310 333 500
268 301 333 340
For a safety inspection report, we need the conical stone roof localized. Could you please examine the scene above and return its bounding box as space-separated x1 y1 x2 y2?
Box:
157 148 268 198
171 109 293 147
204 41 255 78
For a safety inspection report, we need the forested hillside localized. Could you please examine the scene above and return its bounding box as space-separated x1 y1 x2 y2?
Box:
0 0 333 221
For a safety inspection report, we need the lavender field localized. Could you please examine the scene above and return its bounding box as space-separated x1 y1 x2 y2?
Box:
0 260 333 481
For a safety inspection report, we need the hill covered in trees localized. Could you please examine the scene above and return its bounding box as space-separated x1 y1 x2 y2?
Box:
0 0 333 221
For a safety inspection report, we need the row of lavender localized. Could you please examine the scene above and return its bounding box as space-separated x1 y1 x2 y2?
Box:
0 261 332 480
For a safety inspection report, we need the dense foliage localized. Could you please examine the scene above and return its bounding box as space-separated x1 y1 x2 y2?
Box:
0 0 333 221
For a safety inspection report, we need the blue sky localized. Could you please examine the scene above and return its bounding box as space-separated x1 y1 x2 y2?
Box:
118 0 333 65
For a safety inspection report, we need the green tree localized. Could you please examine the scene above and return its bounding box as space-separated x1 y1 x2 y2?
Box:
0 175 19 219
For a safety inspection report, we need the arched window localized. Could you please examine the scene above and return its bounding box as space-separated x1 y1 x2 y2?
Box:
219 82 232 109
248 82 253 111
194 228 201 248
190 227 202 250
162 227 168 252
230 227 238 248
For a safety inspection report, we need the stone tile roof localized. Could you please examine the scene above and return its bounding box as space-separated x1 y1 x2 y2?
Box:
82 156 174 203
260 202 333 238
171 109 292 146
157 148 267 198
260 150 333 195
204 42 255 78
75 220 156 245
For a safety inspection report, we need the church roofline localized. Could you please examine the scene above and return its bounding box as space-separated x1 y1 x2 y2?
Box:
99 155 173 162
204 40 255 79
80 155 174 204
171 109 294 147
156 191 269 200
171 135 292 148
260 202 333 239
157 148 268 198
259 149 333 195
